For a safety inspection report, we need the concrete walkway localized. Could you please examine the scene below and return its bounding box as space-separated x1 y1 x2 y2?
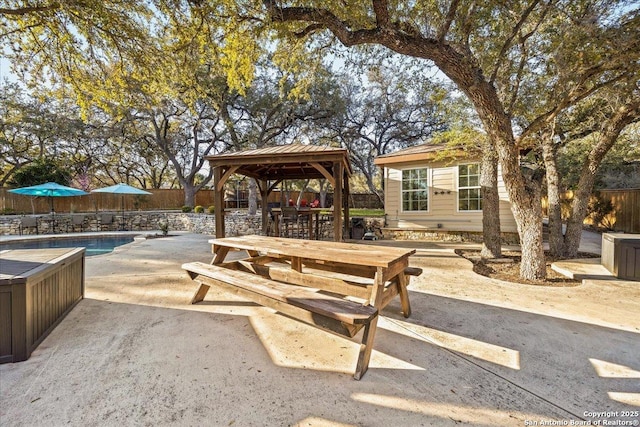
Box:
1 233 638 426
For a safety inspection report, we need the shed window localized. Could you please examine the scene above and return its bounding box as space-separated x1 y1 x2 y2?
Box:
458 164 482 211
402 168 429 211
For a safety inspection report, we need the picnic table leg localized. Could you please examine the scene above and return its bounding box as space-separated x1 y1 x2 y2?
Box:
397 272 412 318
191 282 210 304
211 245 231 265
291 256 302 272
354 266 386 380
354 317 378 380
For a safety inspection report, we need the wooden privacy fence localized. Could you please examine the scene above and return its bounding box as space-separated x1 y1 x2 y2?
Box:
597 189 640 233
1 188 383 214
542 188 640 233
0 188 214 214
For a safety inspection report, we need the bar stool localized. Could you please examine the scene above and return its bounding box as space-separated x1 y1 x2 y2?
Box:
280 206 299 238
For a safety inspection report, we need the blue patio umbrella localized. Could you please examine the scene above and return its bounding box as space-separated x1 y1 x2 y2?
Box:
91 184 152 230
9 182 88 213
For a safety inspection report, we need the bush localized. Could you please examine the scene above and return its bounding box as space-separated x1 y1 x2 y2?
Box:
207 205 215 214
159 222 169 236
194 205 205 213
181 206 193 213
587 194 615 230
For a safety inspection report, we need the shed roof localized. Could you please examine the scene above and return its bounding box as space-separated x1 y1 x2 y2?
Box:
374 143 477 166
206 144 352 180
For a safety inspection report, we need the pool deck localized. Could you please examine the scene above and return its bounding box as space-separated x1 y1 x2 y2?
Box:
1 232 639 426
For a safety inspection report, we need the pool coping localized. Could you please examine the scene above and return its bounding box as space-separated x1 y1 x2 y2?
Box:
0 230 174 243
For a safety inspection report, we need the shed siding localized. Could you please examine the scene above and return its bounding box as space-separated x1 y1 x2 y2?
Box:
383 159 517 233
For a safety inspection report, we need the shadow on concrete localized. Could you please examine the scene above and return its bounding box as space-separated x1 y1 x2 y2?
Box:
3 287 638 426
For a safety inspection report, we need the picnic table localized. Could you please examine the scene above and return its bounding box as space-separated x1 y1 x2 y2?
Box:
183 235 420 379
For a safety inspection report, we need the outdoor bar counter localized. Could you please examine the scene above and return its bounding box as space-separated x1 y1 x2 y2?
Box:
0 247 85 363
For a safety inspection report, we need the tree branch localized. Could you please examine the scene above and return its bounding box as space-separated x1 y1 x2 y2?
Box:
520 72 631 141
489 0 542 84
0 3 59 16
372 0 390 26
506 40 528 114
437 0 460 42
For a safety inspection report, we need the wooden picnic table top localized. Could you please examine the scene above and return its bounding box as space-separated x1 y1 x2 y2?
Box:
209 235 415 269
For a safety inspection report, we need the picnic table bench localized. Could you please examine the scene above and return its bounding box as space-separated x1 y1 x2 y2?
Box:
182 235 421 379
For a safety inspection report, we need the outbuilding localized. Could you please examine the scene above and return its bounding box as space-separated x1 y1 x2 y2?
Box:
374 143 518 240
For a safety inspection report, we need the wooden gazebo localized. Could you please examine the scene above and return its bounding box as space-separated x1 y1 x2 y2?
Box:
205 144 353 241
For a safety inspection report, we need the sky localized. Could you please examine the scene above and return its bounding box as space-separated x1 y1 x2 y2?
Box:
1 55 19 84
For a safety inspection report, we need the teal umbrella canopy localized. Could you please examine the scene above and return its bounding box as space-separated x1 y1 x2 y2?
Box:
9 182 88 213
92 184 152 230
91 183 152 195
9 182 88 197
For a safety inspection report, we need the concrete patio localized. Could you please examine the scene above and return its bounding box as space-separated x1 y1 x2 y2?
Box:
1 233 638 426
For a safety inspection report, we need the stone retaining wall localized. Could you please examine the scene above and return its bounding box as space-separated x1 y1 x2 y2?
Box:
0 211 261 237
381 228 520 244
1 212 519 244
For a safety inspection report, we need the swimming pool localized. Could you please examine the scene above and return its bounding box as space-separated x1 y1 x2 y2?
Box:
0 236 136 256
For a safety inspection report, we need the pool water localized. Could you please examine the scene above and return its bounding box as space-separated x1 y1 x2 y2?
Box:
0 236 136 256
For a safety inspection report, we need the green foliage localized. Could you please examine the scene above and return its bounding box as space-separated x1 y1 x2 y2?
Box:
558 125 640 190
159 221 169 236
207 205 215 214
347 209 385 217
587 194 615 230
8 158 71 187
431 125 487 164
194 205 204 213
181 205 193 213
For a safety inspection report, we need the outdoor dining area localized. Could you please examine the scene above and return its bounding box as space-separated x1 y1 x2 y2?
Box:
205 144 354 242
5 182 153 234
181 145 423 379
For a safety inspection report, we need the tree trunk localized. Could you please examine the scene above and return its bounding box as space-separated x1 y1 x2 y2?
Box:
295 179 310 207
563 102 640 258
480 145 502 259
183 184 197 208
431 48 547 279
319 180 328 208
468 97 546 279
509 170 546 279
363 172 384 207
541 131 565 258
248 178 258 215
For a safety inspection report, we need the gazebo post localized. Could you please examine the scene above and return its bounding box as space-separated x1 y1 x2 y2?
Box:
343 169 350 240
214 166 225 238
259 179 269 235
333 161 343 241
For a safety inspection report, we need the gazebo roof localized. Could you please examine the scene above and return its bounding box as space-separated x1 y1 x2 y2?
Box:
205 144 352 181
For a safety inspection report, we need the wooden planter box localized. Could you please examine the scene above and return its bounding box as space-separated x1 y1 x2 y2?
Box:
0 248 85 363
